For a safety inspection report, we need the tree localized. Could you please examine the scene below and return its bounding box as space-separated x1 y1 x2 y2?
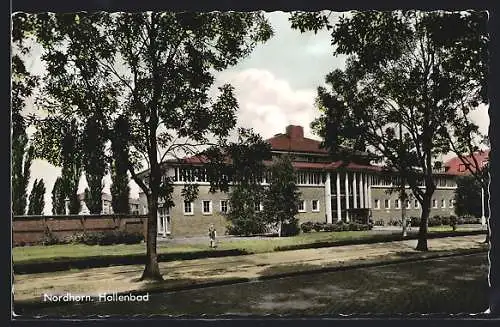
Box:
11 13 38 216
28 179 45 215
110 116 131 214
82 117 108 214
454 172 489 218
291 11 488 251
51 176 66 215
263 155 301 237
12 131 34 216
222 129 271 236
27 12 273 280
61 121 83 215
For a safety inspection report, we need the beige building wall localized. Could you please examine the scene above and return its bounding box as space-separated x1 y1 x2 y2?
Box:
296 186 326 224
138 176 459 236
370 187 457 223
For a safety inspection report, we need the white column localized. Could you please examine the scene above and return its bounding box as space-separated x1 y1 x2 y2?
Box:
364 175 368 209
353 172 358 209
367 175 372 209
345 172 350 222
325 172 332 224
359 173 364 208
336 172 341 222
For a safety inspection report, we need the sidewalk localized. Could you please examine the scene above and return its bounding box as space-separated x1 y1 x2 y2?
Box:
14 234 488 305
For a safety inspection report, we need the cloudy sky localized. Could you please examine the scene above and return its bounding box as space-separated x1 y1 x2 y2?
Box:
19 12 489 214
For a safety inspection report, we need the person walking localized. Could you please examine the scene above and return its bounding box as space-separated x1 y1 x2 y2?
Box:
208 224 217 248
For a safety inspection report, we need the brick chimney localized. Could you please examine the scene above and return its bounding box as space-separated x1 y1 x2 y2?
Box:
286 125 304 139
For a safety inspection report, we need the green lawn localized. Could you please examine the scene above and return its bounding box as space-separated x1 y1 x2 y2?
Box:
13 226 479 265
13 230 375 264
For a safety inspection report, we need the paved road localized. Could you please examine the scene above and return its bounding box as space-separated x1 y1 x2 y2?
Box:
14 234 486 305
19 253 489 317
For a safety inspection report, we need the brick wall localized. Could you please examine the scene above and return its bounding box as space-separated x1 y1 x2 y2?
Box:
12 214 148 246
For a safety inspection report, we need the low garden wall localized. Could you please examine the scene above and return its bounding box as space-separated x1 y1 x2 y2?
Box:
12 214 148 246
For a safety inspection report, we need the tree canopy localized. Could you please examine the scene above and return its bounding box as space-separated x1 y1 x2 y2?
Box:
20 11 273 280
263 155 301 237
290 10 488 251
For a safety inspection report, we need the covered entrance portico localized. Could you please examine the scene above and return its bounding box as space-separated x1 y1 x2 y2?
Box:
324 170 373 223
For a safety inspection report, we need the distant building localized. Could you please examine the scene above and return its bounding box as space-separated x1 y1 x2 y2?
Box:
137 125 463 238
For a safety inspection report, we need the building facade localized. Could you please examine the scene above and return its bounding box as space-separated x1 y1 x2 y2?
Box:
139 125 459 238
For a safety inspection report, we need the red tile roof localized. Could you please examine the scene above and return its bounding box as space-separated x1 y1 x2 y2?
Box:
266 126 328 154
444 150 490 176
164 126 382 172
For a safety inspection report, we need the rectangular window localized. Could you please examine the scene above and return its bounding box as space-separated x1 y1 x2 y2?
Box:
202 200 212 214
439 178 446 187
406 200 411 209
296 172 308 185
441 199 446 208
432 199 438 208
449 199 454 208
311 200 319 212
384 199 390 209
414 200 419 209
298 200 306 212
254 202 263 212
183 201 193 215
220 200 228 214
374 199 380 209
395 199 400 209
308 172 321 185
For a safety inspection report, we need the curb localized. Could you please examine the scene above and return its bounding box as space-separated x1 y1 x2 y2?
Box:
13 230 486 275
14 246 488 312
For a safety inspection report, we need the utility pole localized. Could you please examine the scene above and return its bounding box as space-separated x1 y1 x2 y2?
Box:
481 186 486 229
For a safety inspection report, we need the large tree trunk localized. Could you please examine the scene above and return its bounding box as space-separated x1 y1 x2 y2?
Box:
141 195 163 281
416 197 431 251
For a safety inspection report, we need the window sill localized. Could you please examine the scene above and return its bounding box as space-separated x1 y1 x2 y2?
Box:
183 212 194 216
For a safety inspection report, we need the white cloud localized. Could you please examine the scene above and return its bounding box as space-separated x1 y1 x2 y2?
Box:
216 68 321 140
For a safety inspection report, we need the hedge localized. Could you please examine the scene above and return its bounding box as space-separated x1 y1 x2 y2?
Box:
40 229 144 246
300 221 372 233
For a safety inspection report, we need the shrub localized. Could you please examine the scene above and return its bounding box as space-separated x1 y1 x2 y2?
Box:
300 221 314 233
41 228 59 246
410 217 421 227
441 216 450 226
66 232 87 244
313 222 324 232
323 223 336 232
428 215 443 227
281 219 301 237
299 221 371 233
459 215 480 224
388 219 401 227
348 222 367 231
374 219 385 227
121 231 144 244
61 230 145 246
